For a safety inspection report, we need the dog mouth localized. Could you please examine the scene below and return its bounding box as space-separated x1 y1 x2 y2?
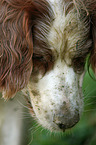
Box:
57 121 79 132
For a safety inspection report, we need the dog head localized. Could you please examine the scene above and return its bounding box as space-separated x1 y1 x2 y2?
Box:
0 0 96 132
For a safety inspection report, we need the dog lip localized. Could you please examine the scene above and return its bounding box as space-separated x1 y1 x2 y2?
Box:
58 123 66 132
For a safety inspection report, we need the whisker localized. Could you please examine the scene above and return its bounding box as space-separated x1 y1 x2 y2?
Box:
83 88 96 99
84 108 96 113
84 96 96 103
16 99 29 110
84 101 96 107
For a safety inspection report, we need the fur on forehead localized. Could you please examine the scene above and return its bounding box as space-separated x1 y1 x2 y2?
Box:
47 0 92 74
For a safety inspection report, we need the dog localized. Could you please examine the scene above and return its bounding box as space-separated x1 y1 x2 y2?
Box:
0 0 96 137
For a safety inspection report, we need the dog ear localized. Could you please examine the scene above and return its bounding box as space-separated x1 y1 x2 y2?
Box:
88 1 96 74
90 15 96 73
79 0 96 74
0 0 50 99
73 1 96 74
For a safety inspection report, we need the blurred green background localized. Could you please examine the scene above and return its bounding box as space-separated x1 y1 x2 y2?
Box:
27 68 96 145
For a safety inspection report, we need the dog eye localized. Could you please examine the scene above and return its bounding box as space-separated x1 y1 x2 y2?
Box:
72 57 85 74
32 51 54 75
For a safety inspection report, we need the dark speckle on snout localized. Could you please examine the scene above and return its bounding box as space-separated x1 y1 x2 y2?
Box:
62 101 66 105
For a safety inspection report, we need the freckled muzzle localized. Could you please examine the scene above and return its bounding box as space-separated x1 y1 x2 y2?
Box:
29 61 84 132
29 90 83 132
29 95 82 132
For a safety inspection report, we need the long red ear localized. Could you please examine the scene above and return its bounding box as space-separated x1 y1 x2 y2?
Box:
0 0 51 99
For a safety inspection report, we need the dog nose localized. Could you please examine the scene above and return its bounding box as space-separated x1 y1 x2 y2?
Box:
54 112 80 131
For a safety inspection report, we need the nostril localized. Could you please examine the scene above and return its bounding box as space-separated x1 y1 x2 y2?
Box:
58 123 66 132
54 112 80 131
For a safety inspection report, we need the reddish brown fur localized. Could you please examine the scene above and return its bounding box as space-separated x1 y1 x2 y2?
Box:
72 0 96 74
90 15 96 73
83 0 96 73
78 0 96 73
0 0 52 99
